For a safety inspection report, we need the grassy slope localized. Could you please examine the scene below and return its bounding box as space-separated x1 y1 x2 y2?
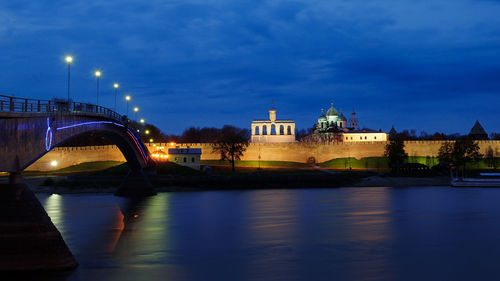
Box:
22 161 124 176
201 160 310 168
319 157 390 169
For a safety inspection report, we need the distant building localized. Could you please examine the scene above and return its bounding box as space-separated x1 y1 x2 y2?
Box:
343 129 387 142
303 100 387 143
468 120 488 140
251 106 296 143
316 103 348 132
168 147 201 170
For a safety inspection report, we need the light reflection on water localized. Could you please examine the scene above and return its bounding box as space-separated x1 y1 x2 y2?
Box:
32 187 500 281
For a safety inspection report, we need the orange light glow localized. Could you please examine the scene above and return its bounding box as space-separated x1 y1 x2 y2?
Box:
151 151 169 161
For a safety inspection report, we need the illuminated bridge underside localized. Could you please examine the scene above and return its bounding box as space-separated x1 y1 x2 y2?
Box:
0 114 150 173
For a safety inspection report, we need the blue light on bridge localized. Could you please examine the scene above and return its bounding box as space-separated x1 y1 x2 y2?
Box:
56 121 124 131
45 117 52 152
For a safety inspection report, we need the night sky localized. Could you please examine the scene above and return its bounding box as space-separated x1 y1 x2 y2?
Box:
1 0 499 135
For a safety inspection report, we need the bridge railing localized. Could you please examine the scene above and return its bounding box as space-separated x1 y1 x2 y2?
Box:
0 95 123 121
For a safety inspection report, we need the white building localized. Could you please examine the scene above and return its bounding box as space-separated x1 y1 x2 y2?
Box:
343 129 387 142
251 107 296 143
168 147 201 170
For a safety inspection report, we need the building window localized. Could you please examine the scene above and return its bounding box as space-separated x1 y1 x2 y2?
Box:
360 137 362 140
339 122 342 128
175 158 177 161
365 136 367 140
287 126 292 135
374 136 377 140
191 157 195 163
351 137 353 140
255 126 260 135
183 157 187 163
280 125 284 135
262 125 267 135
345 137 348 140
271 124 276 135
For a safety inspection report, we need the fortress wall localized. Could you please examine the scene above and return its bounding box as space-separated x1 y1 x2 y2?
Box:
26 140 500 171
173 142 396 162
26 145 125 171
404 140 500 158
174 140 500 163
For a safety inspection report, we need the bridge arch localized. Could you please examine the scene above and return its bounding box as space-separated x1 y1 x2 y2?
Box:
0 114 151 173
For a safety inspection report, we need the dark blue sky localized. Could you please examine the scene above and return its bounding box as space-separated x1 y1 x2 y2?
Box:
1 0 499 135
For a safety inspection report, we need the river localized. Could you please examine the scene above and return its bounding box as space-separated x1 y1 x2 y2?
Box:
17 187 500 280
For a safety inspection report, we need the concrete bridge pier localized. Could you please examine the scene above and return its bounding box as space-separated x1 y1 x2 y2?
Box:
115 169 157 197
0 172 78 271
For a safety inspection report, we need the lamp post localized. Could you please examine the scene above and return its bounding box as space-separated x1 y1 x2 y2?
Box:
65 56 73 109
133 107 139 121
95 70 101 108
125 95 131 116
140 118 145 124
113 83 119 111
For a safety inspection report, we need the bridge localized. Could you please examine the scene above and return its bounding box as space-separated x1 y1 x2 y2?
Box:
0 94 157 271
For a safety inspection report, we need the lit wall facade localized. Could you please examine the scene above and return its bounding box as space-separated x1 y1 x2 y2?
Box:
343 132 388 142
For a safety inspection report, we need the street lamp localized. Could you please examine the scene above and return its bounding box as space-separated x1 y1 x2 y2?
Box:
145 130 150 134
125 95 131 116
133 107 139 121
140 118 145 124
65 56 73 109
95 70 101 107
113 83 119 111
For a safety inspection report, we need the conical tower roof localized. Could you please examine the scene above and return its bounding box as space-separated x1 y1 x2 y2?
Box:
469 120 487 136
468 120 488 140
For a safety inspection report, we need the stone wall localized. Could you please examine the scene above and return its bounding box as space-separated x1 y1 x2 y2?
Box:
174 141 500 163
27 141 500 171
26 145 125 171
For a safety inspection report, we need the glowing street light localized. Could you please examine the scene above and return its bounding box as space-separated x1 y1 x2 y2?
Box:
133 107 139 121
95 70 101 107
113 83 119 111
125 95 131 116
65 56 73 108
140 118 145 124
149 138 154 143
145 130 150 134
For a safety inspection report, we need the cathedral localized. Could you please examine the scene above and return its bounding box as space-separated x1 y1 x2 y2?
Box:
315 102 358 133
306 101 386 143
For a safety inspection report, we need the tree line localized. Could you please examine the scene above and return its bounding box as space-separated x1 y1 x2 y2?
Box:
388 127 500 141
385 129 499 175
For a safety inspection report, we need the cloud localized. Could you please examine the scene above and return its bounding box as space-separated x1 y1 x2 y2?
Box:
1 0 500 134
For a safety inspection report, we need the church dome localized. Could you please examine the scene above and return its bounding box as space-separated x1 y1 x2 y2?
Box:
326 103 338 116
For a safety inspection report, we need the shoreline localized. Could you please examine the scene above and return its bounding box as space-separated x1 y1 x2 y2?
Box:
23 175 452 194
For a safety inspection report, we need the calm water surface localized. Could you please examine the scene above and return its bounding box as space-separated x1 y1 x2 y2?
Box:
28 187 500 280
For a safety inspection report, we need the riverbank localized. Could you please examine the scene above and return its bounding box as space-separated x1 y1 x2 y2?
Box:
351 175 450 187
20 173 452 194
1 162 452 194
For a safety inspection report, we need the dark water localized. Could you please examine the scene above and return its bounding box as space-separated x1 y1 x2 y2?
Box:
27 187 500 280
